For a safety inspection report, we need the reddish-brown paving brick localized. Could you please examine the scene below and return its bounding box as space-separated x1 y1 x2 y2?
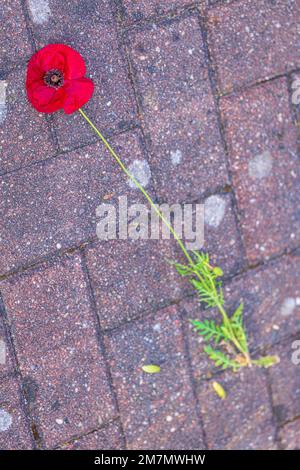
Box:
0 130 152 275
85 238 183 330
221 78 300 264
0 253 116 448
57 421 124 450
207 0 300 93
0 313 14 379
0 1 32 68
128 15 228 203
26 0 137 150
0 66 55 175
197 368 277 449
105 305 205 450
121 0 197 24
279 420 300 450
0 376 33 450
268 339 300 425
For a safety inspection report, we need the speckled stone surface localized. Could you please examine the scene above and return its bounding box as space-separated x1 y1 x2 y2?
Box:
0 0 32 69
57 421 124 450
128 14 228 203
26 0 137 150
121 0 197 24
268 339 300 425
0 66 55 174
221 78 300 264
105 305 205 450
207 0 300 93
0 254 116 448
279 420 300 450
0 130 152 275
197 368 277 449
0 376 34 450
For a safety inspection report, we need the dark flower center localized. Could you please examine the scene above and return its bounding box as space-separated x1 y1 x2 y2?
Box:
44 69 64 88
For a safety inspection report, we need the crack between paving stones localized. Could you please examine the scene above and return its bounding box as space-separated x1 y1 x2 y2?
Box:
195 7 249 272
179 306 209 449
52 416 122 450
1 242 300 334
265 368 283 450
0 294 44 449
79 249 127 450
118 2 203 30
0 121 139 179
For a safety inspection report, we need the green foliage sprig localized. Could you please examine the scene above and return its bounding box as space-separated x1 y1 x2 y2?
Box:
174 252 279 371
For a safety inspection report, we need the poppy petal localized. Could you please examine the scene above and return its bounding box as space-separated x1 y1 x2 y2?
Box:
34 44 86 79
27 84 66 113
34 45 67 74
26 55 44 86
61 45 87 80
62 78 94 114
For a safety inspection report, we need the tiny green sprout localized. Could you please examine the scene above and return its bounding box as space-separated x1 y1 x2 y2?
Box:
142 365 161 374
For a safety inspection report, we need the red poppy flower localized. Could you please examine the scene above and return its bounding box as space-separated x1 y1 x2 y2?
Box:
26 44 94 114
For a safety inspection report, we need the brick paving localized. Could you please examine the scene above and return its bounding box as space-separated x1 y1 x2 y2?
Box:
127 14 228 203
0 0 300 450
221 78 300 264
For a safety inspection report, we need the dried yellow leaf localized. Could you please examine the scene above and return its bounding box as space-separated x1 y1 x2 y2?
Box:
212 381 226 399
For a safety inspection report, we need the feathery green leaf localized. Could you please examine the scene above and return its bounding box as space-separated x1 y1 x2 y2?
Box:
204 345 241 371
190 319 227 343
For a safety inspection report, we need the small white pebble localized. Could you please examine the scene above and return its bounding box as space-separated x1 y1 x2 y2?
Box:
0 80 8 124
248 150 273 180
0 410 13 432
28 0 51 24
204 195 226 228
170 149 182 166
127 160 151 189
280 297 297 317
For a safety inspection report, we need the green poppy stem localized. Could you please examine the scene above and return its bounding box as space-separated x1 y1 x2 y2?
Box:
78 107 193 265
78 107 249 364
